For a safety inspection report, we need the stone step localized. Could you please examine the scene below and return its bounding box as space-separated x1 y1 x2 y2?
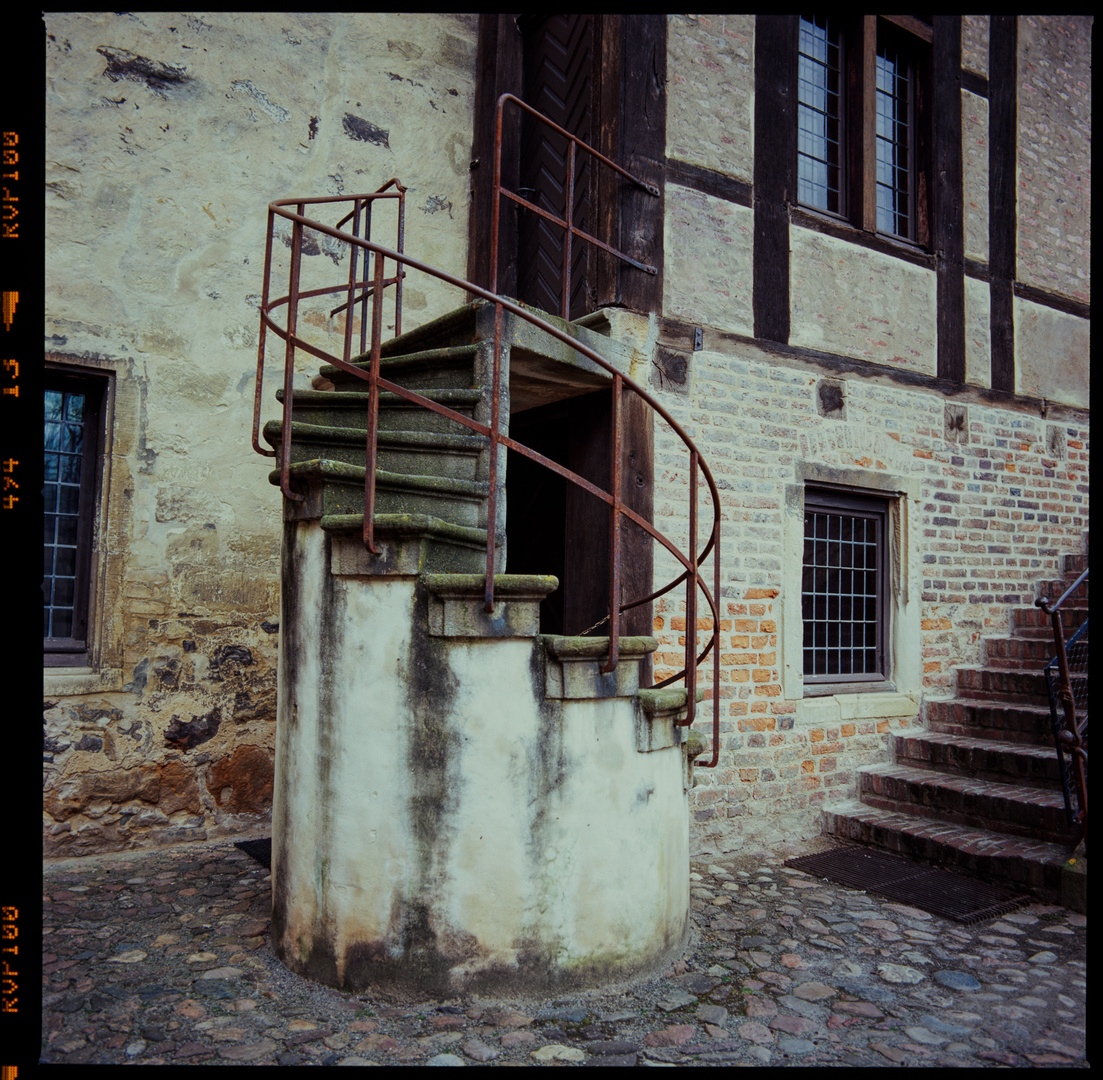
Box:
321 513 491 576
270 458 490 530
954 665 1051 706
264 419 486 480
893 730 1065 790
983 634 1060 668
541 635 658 701
858 762 1077 843
377 300 480 357
278 387 485 435
1011 603 1088 638
422 572 558 638
275 383 483 425
319 344 482 392
924 696 1054 745
821 799 1072 898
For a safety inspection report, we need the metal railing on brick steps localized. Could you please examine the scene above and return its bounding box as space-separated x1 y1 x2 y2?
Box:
251 99 722 767
1036 567 1088 850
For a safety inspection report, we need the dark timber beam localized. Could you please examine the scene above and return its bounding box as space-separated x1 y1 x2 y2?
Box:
932 15 965 384
753 15 797 344
988 15 1018 394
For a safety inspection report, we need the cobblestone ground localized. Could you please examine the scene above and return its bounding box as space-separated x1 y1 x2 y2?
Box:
42 836 1088 1066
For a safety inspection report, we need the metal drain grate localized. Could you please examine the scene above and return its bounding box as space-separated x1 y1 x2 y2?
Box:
784 845 1033 923
234 837 272 870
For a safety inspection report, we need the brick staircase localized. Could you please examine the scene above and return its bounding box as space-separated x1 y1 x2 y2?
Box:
823 539 1088 900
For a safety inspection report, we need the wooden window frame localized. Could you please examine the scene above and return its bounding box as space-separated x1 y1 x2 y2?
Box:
796 15 932 248
44 368 108 667
801 487 890 690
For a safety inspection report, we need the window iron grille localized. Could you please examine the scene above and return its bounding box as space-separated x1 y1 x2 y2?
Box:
802 489 888 683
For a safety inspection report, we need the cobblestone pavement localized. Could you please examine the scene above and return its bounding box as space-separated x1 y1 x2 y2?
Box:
42 835 1088 1067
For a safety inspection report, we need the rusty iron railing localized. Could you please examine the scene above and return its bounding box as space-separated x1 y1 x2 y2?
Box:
252 179 407 506
488 93 659 318
1037 568 1088 850
253 110 721 768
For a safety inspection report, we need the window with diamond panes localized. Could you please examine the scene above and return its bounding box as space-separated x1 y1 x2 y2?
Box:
44 377 104 659
802 490 887 684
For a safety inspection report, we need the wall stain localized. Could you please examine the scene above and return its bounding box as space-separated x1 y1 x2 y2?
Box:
96 47 192 93
164 708 222 750
342 113 390 148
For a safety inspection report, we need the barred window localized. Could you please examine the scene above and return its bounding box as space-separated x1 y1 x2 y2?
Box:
44 372 106 664
802 488 888 685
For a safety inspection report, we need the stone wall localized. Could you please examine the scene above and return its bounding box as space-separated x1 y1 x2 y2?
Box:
1016 15 1092 305
43 11 478 856
666 15 754 184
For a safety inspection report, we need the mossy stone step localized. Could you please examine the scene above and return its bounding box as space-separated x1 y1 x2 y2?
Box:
278 386 484 435
269 458 490 528
263 419 485 480
319 344 482 391
322 512 492 576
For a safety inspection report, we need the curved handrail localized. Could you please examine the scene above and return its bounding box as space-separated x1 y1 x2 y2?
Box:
254 201 721 766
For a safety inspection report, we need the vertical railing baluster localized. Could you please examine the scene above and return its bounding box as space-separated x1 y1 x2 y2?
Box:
252 206 277 457
563 139 575 320
485 302 505 612
363 250 385 554
686 451 699 721
489 100 505 297
280 206 306 503
342 199 360 366
394 188 405 339
602 374 623 674
360 200 373 358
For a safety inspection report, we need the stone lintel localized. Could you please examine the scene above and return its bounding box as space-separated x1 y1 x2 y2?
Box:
423 573 560 638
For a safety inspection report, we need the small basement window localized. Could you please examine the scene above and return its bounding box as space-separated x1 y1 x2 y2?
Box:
802 487 889 687
44 371 107 666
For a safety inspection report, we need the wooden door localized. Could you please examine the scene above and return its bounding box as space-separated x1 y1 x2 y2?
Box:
517 14 594 319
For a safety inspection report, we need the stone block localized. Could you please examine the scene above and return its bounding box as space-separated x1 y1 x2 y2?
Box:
423 573 558 638
542 636 658 700
208 746 273 814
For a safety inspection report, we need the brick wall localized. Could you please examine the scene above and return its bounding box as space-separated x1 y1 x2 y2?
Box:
666 14 755 184
962 15 990 77
647 340 1089 851
1016 15 1092 304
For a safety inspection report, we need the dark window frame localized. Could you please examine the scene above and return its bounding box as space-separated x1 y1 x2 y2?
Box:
796 14 932 248
44 367 108 667
801 486 890 690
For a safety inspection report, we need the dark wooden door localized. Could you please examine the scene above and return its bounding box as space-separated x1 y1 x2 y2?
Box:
517 14 594 320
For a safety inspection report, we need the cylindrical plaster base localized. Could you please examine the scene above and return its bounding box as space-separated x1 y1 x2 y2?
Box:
271 520 691 998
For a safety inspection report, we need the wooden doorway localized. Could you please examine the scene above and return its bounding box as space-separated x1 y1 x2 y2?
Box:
516 14 595 320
